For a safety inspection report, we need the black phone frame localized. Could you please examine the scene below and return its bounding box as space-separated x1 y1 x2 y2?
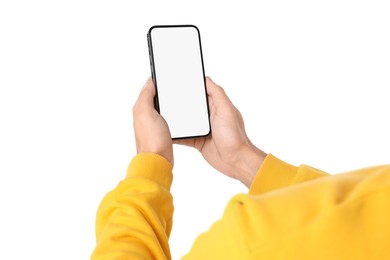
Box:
147 24 211 140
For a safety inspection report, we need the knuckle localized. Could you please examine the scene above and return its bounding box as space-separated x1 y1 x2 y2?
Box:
214 83 225 94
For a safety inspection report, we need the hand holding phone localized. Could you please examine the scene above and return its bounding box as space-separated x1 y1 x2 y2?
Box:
147 25 211 140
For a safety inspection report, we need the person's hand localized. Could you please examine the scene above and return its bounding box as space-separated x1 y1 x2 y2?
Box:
133 78 173 165
174 77 267 187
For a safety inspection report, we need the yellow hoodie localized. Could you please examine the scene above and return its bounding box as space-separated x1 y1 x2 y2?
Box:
91 153 390 259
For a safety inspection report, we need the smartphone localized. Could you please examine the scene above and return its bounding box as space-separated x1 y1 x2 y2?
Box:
147 25 211 140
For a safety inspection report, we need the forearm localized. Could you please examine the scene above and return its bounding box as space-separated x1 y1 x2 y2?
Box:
91 153 174 260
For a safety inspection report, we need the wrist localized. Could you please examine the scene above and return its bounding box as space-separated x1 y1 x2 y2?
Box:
232 145 267 188
136 144 173 167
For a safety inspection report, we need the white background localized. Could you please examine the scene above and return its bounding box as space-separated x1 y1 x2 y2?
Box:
0 1 389 259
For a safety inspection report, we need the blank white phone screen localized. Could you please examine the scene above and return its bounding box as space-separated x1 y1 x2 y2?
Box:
149 26 210 139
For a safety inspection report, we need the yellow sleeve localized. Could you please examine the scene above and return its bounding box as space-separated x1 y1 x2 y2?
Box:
249 154 328 195
91 153 173 260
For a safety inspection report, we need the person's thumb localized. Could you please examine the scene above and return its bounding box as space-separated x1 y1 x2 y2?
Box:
136 78 156 111
205 77 233 108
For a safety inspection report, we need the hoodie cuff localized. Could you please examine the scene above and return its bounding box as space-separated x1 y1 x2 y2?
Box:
249 154 298 195
126 153 173 190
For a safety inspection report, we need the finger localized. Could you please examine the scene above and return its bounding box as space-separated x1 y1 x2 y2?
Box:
205 76 224 95
173 138 195 147
174 137 208 152
205 76 234 108
134 78 156 112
